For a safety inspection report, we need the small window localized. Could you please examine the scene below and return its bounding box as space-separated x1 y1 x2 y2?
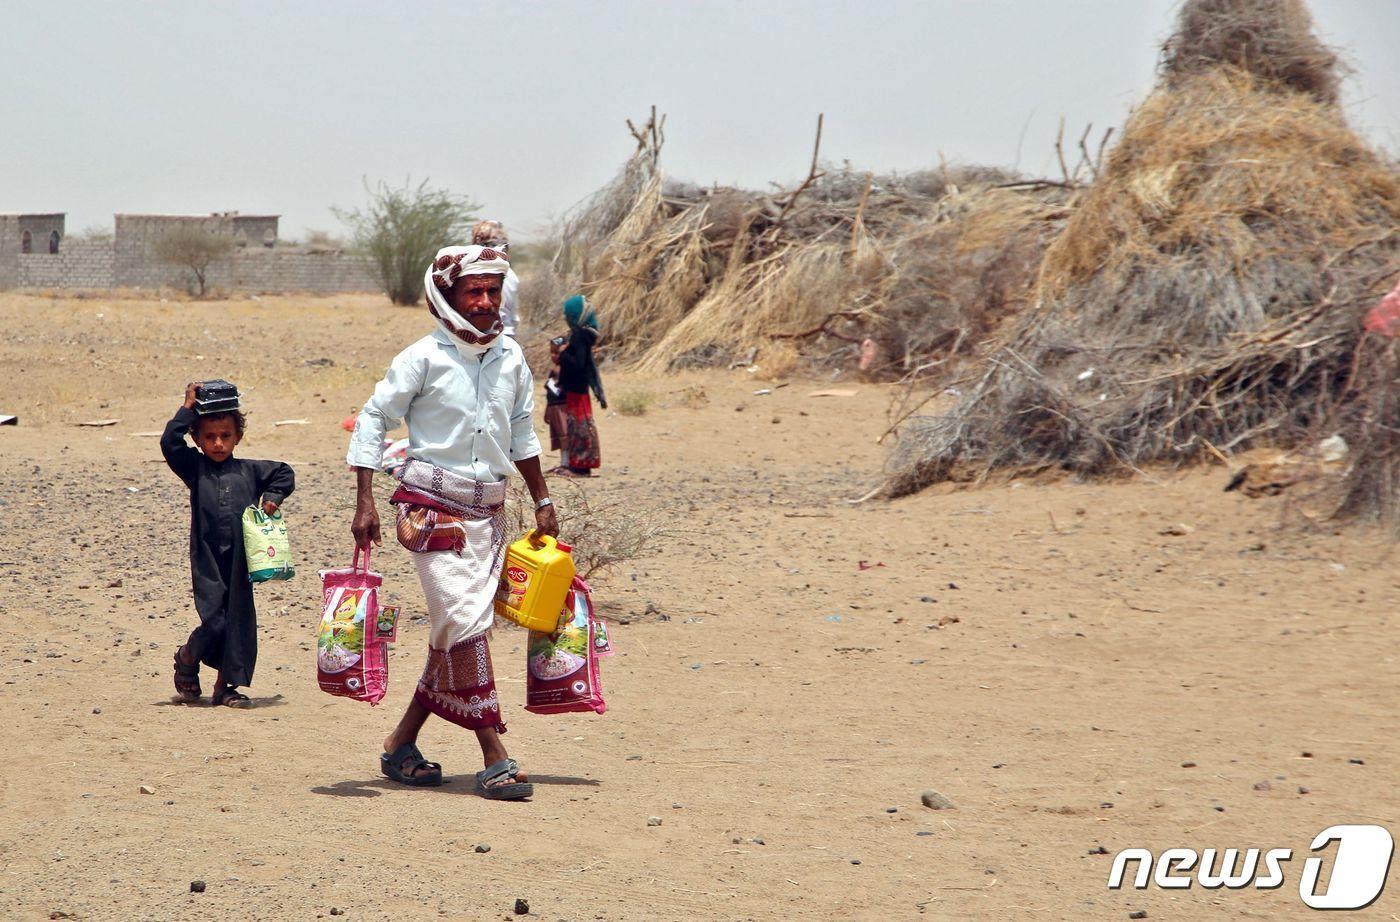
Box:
20 230 31 254
262 228 276 248
49 230 60 254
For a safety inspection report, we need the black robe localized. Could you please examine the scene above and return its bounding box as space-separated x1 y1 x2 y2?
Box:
161 406 295 687
558 325 606 406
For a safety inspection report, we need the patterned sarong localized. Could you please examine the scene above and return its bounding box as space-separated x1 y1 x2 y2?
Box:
414 631 505 732
563 393 600 470
391 458 511 731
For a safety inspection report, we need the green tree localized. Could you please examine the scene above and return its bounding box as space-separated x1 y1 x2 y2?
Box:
335 178 480 305
152 225 236 298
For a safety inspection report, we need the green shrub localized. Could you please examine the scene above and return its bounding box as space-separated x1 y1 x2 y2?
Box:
615 391 653 416
335 178 479 306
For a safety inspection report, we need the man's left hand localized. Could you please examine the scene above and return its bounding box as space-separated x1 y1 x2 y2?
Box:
533 504 559 544
262 500 280 516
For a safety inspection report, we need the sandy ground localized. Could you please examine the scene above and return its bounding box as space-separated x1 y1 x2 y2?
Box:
1 293 1397 921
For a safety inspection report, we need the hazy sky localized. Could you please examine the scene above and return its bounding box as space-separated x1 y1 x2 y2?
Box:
2 1 1395 241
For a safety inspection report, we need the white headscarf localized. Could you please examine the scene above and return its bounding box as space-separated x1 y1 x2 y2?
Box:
424 245 510 356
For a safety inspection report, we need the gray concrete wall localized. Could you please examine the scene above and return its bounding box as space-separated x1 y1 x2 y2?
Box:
0 217 16 287
114 214 228 288
3 212 377 294
230 249 379 293
1 214 66 287
11 236 377 294
17 240 115 288
230 215 279 248
16 214 64 254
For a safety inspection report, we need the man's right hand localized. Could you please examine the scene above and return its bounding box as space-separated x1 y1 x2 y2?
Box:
352 467 382 550
352 505 381 550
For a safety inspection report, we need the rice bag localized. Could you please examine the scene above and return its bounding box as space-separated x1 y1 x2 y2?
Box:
525 576 608 715
317 548 392 705
243 505 294 582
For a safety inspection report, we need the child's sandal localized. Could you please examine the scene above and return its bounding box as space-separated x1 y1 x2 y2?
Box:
172 652 201 702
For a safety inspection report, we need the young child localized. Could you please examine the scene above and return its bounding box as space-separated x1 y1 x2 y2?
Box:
162 381 295 708
544 336 569 472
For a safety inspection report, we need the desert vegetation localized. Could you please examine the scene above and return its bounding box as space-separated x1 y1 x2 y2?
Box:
336 178 480 306
153 225 236 298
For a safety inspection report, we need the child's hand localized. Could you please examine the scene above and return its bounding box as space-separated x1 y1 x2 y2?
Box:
183 382 203 409
262 500 280 516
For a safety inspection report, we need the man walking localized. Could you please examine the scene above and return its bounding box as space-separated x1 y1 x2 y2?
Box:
348 243 556 798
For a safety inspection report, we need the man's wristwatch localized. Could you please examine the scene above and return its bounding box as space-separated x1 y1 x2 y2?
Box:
535 497 554 511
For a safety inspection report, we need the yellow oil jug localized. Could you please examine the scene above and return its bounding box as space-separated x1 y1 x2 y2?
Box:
494 533 577 632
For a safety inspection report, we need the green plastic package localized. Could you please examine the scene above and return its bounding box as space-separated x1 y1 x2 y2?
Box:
242 506 294 583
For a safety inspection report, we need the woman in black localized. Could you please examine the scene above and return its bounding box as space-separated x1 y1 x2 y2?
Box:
162 382 294 708
556 294 606 476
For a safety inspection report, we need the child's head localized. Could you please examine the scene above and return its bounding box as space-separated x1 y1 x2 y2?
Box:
193 410 245 463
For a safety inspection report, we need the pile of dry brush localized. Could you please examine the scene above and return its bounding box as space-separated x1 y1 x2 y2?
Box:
884 0 1399 530
534 111 1071 377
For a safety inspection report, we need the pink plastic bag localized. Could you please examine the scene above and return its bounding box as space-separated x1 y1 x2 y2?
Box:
525 577 609 715
317 548 396 705
1363 278 1400 338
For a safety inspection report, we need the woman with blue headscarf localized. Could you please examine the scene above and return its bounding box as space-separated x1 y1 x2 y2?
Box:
556 294 606 476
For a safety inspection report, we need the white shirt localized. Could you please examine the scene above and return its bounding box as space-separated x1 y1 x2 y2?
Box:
500 268 520 338
346 330 542 483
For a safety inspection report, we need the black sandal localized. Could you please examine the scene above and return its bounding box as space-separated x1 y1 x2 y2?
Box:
212 687 252 709
172 651 201 702
475 758 533 801
380 743 443 787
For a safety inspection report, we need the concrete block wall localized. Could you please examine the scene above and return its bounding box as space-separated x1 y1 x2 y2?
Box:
2 212 380 294
229 249 379 293
16 214 65 254
1 214 66 287
114 214 228 289
17 241 115 288
229 215 279 248
0 216 16 287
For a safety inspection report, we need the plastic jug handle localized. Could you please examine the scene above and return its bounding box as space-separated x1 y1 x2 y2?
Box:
527 530 557 551
354 546 371 572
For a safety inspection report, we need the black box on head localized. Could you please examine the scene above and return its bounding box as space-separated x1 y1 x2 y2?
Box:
195 380 241 415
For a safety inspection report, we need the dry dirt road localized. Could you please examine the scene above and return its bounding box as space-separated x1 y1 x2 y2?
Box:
1 293 1397 921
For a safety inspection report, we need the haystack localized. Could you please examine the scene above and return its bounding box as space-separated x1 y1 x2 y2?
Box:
1160 0 1343 104
886 0 1399 529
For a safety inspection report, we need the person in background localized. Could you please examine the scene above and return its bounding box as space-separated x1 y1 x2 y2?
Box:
163 382 295 709
472 219 519 338
544 335 570 471
556 294 606 477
